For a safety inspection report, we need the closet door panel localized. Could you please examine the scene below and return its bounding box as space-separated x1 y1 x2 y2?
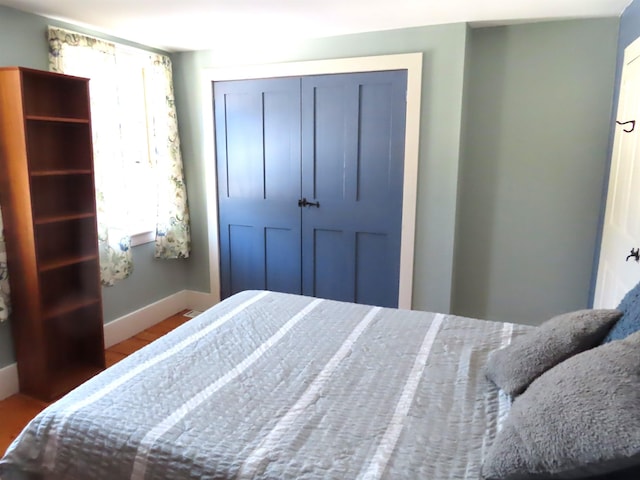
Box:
313 229 354 302
214 78 302 299
301 71 407 307
355 232 393 307
266 227 301 294
228 224 263 294
223 93 264 199
358 82 397 203
311 85 348 201
215 70 407 307
264 91 301 200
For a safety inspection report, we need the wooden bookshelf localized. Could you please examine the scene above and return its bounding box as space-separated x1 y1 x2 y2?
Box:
0 67 105 401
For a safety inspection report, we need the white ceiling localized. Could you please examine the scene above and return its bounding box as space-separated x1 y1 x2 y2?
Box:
0 0 631 52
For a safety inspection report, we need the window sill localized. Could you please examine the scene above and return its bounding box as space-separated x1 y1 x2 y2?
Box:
130 230 154 247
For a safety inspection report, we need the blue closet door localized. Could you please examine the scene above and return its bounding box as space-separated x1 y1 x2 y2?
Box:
301 71 407 307
214 70 407 307
214 78 302 299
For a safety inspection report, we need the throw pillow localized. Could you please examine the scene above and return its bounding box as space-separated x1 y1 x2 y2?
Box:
485 309 621 396
602 280 640 343
481 330 640 480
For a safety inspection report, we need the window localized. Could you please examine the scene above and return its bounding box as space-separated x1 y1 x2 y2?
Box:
51 34 161 245
116 50 158 245
49 26 191 285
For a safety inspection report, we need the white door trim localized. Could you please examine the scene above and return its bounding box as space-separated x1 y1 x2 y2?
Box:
201 53 423 309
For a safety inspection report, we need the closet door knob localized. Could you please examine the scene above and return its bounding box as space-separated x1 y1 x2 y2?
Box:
297 198 320 208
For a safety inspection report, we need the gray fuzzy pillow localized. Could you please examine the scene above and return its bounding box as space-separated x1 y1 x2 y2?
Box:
481 330 640 480
485 309 621 396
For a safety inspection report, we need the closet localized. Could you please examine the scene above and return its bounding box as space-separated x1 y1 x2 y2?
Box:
214 70 407 308
0 67 104 400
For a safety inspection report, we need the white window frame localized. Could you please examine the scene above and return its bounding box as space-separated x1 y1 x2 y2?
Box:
49 27 166 249
112 46 158 246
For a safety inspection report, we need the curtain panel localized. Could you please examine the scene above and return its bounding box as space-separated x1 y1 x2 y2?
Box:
146 54 191 259
0 208 9 322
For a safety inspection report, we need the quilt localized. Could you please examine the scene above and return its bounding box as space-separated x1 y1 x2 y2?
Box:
0 290 531 479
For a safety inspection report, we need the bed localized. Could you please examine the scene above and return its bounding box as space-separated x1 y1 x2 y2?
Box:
0 289 638 479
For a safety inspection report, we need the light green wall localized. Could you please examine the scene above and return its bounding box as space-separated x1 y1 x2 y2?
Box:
453 19 619 324
173 23 470 313
174 19 620 326
0 5 189 368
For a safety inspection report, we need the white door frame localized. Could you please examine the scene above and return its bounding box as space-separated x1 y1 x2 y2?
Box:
201 53 423 309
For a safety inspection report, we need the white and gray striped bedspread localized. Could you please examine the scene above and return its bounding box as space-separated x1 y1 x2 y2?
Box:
0 290 531 480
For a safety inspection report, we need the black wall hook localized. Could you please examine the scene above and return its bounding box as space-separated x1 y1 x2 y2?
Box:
626 247 639 262
616 120 636 133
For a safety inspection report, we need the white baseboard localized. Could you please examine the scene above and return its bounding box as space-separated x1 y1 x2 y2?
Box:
103 290 191 348
0 289 215 400
0 362 18 401
184 289 217 313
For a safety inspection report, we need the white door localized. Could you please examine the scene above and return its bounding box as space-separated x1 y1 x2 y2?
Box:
594 37 640 308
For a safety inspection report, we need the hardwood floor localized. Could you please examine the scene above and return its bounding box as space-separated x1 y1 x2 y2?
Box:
0 309 193 456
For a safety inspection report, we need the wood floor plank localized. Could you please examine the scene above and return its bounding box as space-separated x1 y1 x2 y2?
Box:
105 350 128 368
134 330 164 343
145 314 190 336
0 309 196 457
0 394 48 455
107 337 149 356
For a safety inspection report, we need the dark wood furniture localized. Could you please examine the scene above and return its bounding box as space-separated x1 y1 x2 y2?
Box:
0 67 105 401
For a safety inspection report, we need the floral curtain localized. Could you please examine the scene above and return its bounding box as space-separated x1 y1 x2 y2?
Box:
0 207 10 322
49 27 133 286
146 54 191 259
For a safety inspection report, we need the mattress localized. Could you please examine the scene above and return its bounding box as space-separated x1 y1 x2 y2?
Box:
0 290 532 479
